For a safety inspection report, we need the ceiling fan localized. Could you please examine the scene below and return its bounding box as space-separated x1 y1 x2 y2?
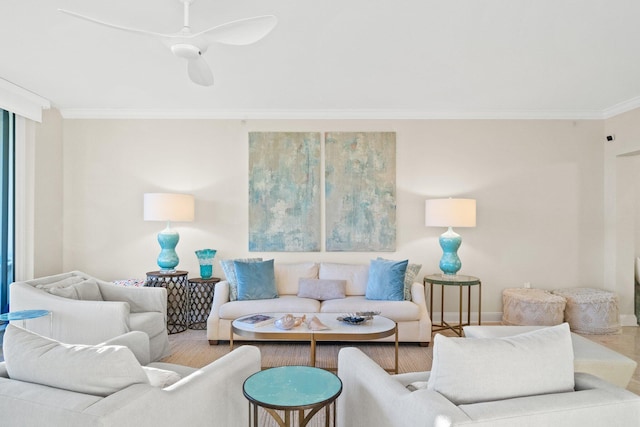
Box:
59 0 277 86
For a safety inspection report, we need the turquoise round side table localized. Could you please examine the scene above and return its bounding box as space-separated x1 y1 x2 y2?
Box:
0 309 52 332
243 365 342 427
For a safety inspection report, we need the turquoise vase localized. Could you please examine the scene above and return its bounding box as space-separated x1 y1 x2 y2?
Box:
195 249 217 279
157 228 180 272
439 227 462 275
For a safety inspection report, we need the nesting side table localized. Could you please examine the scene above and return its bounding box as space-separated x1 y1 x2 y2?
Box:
145 270 188 334
424 274 481 337
187 277 220 329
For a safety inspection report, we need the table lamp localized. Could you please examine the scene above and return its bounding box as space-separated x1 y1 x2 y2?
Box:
425 198 476 275
144 193 195 273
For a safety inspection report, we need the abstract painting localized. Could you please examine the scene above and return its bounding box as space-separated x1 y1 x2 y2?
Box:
325 132 396 251
248 132 321 251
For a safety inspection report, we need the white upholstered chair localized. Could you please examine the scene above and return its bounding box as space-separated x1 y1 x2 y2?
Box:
9 271 170 361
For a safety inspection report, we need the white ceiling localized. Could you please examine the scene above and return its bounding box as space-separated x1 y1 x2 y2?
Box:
2 0 640 119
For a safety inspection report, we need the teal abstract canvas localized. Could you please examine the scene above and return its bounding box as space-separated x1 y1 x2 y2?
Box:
249 132 321 251
325 132 396 251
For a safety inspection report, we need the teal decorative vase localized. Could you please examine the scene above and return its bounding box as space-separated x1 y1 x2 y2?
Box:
157 228 180 272
195 249 217 279
439 227 462 275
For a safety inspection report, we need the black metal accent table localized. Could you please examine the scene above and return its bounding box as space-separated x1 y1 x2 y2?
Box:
187 277 220 329
145 270 188 334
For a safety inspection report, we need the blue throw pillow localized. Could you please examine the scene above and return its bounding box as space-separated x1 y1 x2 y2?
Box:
220 258 263 301
234 259 278 300
365 258 408 301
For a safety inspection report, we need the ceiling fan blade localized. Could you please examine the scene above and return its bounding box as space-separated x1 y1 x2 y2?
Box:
58 9 170 39
193 15 277 45
187 56 214 86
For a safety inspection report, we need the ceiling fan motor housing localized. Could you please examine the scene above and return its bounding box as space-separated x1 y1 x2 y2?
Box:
171 43 201 59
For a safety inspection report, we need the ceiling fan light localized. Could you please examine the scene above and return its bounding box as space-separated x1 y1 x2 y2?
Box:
171 43 201 59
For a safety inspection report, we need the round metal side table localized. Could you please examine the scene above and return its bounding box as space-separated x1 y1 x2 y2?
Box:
243 366 342 427
187 277 220 329
145 270 188 334
424 274 481 337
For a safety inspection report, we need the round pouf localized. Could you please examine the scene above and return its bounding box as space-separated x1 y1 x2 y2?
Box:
502 288 566 326
551 288 620 334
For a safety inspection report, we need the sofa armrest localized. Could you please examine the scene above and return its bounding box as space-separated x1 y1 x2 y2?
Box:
97 282 167 315
337 347 468 427
100 331 151 366
84 346 261 427
9 282 131 344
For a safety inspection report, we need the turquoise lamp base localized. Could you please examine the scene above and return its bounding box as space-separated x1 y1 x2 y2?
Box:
157 226 180 272
439 227 462 275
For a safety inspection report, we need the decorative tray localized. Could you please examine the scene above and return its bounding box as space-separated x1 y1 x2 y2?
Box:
337 315 366 325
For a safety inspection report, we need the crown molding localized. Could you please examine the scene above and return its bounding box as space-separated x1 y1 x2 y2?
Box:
59 108 606 120
0 79 50 122
602 96 640 119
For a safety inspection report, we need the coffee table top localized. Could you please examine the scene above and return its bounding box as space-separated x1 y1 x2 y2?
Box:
243 366 342 409
232 312 397 341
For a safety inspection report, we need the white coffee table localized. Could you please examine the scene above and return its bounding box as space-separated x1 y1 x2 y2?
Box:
231 312 398 373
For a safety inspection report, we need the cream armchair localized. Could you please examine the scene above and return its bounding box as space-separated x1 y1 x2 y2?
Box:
9 271 170 361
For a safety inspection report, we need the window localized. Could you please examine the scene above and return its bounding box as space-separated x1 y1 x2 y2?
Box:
0 110 14 313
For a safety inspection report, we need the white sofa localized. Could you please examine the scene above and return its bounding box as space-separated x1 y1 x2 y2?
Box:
10 271 171 361
207 262 432 345
0 326 261 427
337 325 640 427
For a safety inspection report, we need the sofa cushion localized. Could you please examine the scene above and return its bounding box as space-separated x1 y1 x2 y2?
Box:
298 278 346 300
320 296 420 322
220 257 263 301
377 258 422 300
142 366 181 388
365 259 408 301
275 262 319 295
3 325 148 397
319 263 369 295
219 295 321 319
47 278 104 301
427 323 575 405
235 259 278 301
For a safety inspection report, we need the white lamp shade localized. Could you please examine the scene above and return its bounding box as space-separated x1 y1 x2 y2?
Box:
425 198 476 228
144 193 195 222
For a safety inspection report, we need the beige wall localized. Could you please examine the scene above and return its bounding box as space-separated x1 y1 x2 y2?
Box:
55 117 607 320
32 109 63 277
604 108 640 320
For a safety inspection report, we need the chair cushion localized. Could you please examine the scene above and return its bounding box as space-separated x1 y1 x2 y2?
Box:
3 325 148 397
427 323 575 405
365 259 408 301
319 263 369 295
235 259 278 300
297 278 346 300
46 278 104 301
275 262 319 295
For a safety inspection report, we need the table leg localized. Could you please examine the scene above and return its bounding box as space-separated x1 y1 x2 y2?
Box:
467 285 471 326
440 284 445 327
458 285 463 336
394 323 399 374
478 281 482 325
230 323 234 351
310 336 316 367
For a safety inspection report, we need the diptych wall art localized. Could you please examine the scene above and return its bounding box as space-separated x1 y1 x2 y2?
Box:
248 132 321 252
325 132 397 251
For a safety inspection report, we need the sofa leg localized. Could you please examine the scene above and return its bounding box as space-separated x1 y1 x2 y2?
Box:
419 342 429 347
208 340 218 345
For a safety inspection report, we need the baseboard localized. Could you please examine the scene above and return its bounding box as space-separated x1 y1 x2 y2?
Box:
434 312 639 327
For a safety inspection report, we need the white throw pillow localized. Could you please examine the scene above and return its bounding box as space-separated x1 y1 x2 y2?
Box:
142 366 181 388
297 278 346 300
427 323 575 405
47 278 103 301
3 325 149 397
275 262 319 295
319 263 369 295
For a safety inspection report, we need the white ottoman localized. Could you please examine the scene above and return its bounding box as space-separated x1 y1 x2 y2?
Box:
552 288 621 335
463 325 637 388
502 288 566 326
